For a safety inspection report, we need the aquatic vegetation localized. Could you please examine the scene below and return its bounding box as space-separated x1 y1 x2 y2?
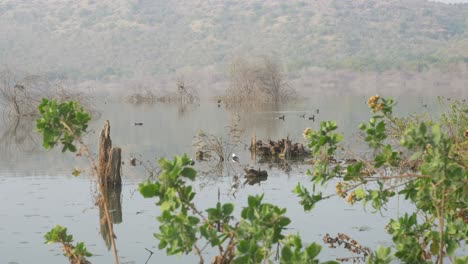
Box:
250 137 309 160
125 77 199 106
193 130 227 162
224 56 296 106
193 120 244 163
0 70 93 117
299 96 467 263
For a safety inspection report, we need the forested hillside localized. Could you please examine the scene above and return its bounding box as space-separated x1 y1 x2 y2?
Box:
0 0 466 79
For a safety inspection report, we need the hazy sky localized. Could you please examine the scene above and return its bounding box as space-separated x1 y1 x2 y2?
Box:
429 0 468 3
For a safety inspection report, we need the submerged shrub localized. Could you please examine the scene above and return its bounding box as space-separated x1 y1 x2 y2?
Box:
224 56 296 106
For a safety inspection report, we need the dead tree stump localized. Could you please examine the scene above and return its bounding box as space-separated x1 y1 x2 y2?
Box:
108 148 122 187
98 121 112 180
250 132 256 163
98 120 121 187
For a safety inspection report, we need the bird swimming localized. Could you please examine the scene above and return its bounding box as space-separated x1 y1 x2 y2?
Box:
133 123 143 126
309 115 315 121
278 114 285 120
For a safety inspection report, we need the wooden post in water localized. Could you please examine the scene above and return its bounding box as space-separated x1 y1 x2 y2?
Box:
250 132 256 163
108 148 122 187
283 136 291 159
98 120 112 182
98 120 122 187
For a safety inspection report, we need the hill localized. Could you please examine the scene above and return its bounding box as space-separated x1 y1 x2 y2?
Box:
0 0 466 79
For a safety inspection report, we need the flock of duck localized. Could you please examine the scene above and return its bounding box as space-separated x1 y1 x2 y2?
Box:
277 108 319 122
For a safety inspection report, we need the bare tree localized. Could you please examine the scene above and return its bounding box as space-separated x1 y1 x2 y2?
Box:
225 56 295 105
0 69 92 117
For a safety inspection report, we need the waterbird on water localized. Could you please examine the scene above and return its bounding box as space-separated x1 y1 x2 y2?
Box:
309 115 315 121
278 114 285 120
316 109 320 114
133 123 143 126
231 153 240 163
299 114 306 118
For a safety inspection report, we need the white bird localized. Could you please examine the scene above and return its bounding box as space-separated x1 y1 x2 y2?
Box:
231 153 240 163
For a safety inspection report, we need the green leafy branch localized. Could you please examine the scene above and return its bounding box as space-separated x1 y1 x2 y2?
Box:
36 99 119 264
139 154 337 264
44 225 92 264
300 96 467 263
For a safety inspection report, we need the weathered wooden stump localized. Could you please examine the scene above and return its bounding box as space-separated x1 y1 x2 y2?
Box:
250 132 256 163
108 148 122 186
98 120 122 187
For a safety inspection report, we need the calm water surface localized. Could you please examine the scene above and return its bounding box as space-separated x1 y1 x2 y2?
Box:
0 95 455 263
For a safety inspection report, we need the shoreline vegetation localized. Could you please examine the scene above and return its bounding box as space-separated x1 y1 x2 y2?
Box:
2 62 467 111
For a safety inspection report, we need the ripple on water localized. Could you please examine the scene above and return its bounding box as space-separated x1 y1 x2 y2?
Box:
24 214 40 217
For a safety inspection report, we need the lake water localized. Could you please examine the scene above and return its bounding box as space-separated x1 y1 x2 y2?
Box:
0 95 461 263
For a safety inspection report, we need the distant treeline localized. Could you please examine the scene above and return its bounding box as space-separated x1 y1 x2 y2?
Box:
0 0 466 79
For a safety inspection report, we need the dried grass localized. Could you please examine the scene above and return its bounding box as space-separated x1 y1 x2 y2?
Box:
125 77 199 105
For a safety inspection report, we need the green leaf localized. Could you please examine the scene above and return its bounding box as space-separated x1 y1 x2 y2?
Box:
180 167 197 180
354 188 367 200
138 181 159 198
188 216 200 225
446 240 458 256
73 242 92 257
238 240 249 253
278 217 291 227
158 158 173 171
305 243 321 259
281 246 292 261
222 203 234 216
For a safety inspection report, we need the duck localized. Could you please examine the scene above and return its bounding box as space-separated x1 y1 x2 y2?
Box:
278 114 285 120
133 123 143 126
299 114 306 118
308 115 315 121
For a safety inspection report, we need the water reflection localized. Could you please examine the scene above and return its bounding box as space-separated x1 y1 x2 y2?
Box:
0 116 38 154
243 169 268 186
98 186 123 250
